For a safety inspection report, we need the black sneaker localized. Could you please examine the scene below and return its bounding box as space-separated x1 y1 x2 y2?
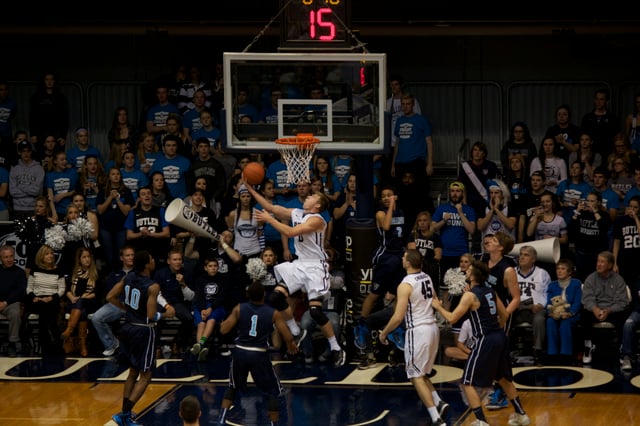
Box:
332 348 346 367
357 357 377 370
7 342 17 358
293 329 307 348
436 400 450 419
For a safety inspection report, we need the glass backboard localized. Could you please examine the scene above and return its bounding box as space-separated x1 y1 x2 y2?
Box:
222 52 388 154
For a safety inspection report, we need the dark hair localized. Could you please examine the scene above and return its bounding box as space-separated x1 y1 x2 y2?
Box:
247 281 265 302
179 395 201 423
404 249 423 269
470 259 490 284
472 141 488 157
134 250 152 272
593 166 609 179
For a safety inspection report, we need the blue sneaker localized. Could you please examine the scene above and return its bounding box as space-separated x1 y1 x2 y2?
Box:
353 321 369 350
485 388 508 410
112 412 142 426
387 326 405 351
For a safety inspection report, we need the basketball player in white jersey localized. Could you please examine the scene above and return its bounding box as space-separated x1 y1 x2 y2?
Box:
246 180 347 367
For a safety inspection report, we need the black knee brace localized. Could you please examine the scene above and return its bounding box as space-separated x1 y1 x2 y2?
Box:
223 388 236 402
267 395 280 412
309 305 329 326
269 290 289 312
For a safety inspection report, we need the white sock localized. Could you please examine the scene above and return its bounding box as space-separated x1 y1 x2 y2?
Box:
432 391 441 405
427 406 440 422
328 335 341 351
287 319 300 336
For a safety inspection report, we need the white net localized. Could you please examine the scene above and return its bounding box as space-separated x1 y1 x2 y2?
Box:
276 136 319 185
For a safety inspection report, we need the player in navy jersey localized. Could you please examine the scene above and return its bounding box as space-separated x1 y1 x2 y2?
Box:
107 250 164 426
217 281 298 426
356 185 407 369
433 260 530 426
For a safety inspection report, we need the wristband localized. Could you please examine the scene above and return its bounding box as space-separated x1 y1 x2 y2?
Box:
153 312 162 321
222 243 230 250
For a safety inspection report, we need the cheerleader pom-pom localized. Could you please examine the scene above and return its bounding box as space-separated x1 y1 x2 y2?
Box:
44 225 67 251
66 217 94 241
246 257 267 282
444 267 467 296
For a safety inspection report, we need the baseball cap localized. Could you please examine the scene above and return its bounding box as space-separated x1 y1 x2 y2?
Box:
17 140 34 152
531 171 545 180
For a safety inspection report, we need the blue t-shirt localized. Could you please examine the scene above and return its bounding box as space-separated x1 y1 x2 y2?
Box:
121 168 149 202
0 167 8 212
393 113 432 164
66 146 103 170
150 155 191 199
432 203 477 257
45 167 80 215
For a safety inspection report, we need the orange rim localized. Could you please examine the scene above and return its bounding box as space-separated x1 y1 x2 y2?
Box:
275 133 320 146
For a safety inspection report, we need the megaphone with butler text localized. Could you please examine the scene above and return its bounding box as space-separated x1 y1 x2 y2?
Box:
164 198 219 240
508 237 560 264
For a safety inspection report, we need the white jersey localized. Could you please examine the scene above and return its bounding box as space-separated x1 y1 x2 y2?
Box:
403 271 437 329
516 265 551 306
291 209 327 261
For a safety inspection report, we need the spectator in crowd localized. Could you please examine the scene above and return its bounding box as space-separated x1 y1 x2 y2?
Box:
569 191 612 281
61 247 100 356
407 210 442 294
609 156 634 208
477 179 517 244
226 184 264 259
568 132 602 185
580 251 629 364
391 93 434 214
457 141 499 221
25 244 66 356
625 93 640 153
145 83 180 143
9 140 45 220
500 121 537 174
187 137 226 213
91 245 138 357
137 131 160 175
45 150 79 217
0 80 18 163
612 195 640 286
121 150 148 203
432 182 477 283
124 186 171 265
77 154 106 212
0 245 27 357
150 135 191 200
546 258 582 365
153 249 195 354
530 136 567 193
513 245 551 364
190 257 227 362
623 164 640 207
591 166 620 225
96 167 134 268
29 71 69 148
66 127 103 171
544 103 581 167
108 106 136 148
556 161 593 228
504 154 531 243
581 88 619 159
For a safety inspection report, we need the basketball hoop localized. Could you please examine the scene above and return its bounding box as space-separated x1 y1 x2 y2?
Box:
275 133 320 185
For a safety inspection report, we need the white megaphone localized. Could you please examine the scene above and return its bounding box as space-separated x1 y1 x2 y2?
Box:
508 237 560 264
164 198 219 240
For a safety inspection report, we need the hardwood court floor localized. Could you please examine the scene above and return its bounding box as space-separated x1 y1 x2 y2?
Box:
1 352 640 426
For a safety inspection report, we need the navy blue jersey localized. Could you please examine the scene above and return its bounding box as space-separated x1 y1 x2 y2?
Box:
481 254 516 306
373 207 406 259
123 272 155 324
235 302 275 349
468 285 503 337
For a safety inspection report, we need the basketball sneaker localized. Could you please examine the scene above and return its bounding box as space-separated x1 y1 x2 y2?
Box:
436 400 450 419
583 344 595 364
387 326 405 351
508 412 531 426
357 357 377 370
332 348 346 367
190 343 202 355
485 388 508 410
293 329 307 348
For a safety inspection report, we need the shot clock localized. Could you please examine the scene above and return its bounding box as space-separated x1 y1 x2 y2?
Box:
280 0 351 49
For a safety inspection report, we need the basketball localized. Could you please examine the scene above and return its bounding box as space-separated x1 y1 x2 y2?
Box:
242 161 265 185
